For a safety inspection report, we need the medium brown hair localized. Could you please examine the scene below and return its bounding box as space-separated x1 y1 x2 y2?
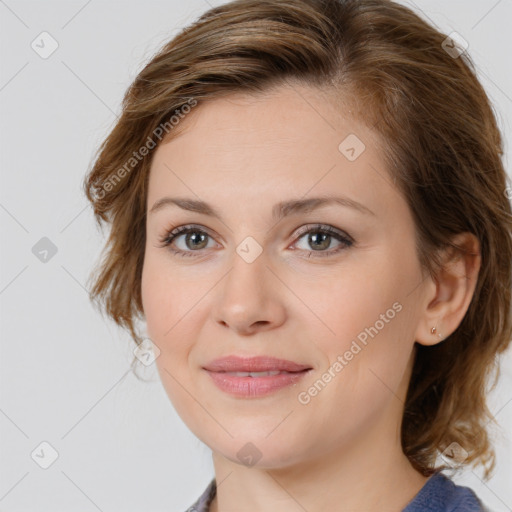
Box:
83 0 512 479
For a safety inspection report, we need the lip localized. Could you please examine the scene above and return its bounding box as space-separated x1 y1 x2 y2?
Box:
203 356 313 398
203 355 312 373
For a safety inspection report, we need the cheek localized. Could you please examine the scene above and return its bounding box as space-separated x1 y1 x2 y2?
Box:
299 254 418 396
141 250 194 339
141 256 196 416
141 254 168 338
141 252 189 366
294 297 414 446
141 250 207 381
289 258 398 348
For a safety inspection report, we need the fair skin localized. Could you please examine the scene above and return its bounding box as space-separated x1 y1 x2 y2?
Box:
141 83 480 512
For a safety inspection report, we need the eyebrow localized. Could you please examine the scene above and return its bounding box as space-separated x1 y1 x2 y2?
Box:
149 194 375 221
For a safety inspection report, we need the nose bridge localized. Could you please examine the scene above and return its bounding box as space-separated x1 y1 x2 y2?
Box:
212 240 286 333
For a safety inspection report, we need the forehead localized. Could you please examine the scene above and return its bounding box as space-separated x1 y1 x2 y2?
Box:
157 84 369 158
147 84 395 215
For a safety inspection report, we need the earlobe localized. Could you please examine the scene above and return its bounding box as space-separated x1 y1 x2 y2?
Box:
430 325 445 341
415 232 481 347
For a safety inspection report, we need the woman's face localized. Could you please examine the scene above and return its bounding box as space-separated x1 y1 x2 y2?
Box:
141 83 432 468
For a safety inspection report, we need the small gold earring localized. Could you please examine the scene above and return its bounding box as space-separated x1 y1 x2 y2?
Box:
431 326 444 340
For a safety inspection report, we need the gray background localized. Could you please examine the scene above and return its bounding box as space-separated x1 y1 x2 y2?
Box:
0 0 511 510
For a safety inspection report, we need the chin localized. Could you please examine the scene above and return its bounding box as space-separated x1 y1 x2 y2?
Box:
209 434 308 470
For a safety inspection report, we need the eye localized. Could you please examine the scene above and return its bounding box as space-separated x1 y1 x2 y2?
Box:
157 225 218 258
291 224 353 258
157 223 354 259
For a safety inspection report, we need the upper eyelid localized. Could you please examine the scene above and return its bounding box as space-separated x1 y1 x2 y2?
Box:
169 224 222 243
293 224 352 242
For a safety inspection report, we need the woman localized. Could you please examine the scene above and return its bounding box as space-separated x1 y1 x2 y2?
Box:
83 0 511 510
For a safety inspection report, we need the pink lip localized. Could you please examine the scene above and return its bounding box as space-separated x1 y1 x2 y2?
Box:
203 355 311 373
203 356 312 398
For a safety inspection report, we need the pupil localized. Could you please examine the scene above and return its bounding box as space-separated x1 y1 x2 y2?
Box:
187 232 207 249
309 233 330 250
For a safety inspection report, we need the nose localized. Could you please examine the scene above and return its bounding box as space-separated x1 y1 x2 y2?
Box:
212 248 287 336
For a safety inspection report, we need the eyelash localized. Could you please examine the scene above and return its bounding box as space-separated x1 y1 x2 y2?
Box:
157 223 354 259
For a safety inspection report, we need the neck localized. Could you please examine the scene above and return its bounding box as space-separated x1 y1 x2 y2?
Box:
209 418 428 512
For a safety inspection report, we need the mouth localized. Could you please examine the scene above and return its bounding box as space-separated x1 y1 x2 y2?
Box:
202 356 313 398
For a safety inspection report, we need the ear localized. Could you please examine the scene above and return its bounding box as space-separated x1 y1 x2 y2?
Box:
415 232 481 346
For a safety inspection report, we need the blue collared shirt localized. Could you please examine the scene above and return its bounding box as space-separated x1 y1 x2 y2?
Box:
185 471 488 511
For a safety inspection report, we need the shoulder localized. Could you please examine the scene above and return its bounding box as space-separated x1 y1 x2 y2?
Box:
184 473 488 512
185 478 216 512
403 471 488 512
